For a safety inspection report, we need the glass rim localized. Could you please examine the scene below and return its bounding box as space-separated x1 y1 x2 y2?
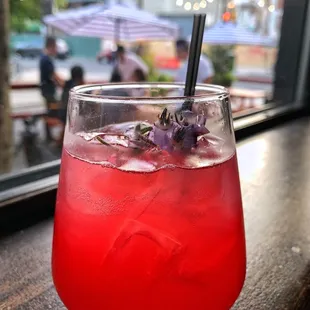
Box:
70 82 229 103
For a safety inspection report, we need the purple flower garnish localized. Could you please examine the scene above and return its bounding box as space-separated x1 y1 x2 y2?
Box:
154 108 173 130
94 107 210 155
149 108 209 152
149 109 180 152
174 123 209 151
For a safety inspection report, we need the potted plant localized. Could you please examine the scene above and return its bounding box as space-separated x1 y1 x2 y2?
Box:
207 45 235 87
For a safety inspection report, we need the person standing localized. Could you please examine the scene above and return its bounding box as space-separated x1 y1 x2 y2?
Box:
115 45 149 82
39 37 64 142
175 39 214 84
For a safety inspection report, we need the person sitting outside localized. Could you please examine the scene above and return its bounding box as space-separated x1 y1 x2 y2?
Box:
115 45 149 82
130 68 148 97
97 67 130 97
60 65 85 125
131 68 147 82
175 39 214 84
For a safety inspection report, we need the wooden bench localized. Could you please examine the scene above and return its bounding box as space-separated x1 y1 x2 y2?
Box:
11 111 46 120
11 110 64 146
11 111 47 135
11 106 64 127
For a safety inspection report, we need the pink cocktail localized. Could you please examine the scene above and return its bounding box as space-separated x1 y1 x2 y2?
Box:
52 83 246 310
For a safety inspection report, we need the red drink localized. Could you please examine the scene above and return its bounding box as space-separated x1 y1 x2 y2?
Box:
53 146 245 310
52 82 246 310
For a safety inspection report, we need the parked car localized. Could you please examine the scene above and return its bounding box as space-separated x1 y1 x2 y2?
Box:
14 41 42 58
14 38 70 60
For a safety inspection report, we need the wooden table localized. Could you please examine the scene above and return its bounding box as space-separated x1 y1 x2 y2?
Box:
230 88 270 113
1 118 310 309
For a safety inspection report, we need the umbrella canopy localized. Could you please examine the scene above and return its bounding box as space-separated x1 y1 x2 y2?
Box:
189 22 276 47
43 3 179 41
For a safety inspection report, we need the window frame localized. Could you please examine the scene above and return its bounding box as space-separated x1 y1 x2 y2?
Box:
273 0 310 105
1 0 310 208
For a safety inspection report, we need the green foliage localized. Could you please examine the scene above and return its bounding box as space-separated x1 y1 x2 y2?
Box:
55 0 68 9
212 71 235 87
142 54 173 82
10 0 41 32
10 0 68 32
142 54 173 96
207 45 235 87
141 54 157 80
148 72 173 83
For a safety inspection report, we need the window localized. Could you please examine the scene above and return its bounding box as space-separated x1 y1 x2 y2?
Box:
1 0 309 204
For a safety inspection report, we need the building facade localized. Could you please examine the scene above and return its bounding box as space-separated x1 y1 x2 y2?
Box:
62 0 283 57
67 0 104 8
69 0 282 38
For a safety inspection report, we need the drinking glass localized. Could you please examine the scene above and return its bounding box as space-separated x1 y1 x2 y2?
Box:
52 83 246 310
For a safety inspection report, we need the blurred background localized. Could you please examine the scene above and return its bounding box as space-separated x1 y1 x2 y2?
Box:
2 0 287 176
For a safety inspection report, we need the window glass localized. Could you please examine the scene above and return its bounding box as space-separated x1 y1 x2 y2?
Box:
0 0 305 182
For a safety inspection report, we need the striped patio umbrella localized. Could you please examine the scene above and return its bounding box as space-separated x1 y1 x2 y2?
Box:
43 3 179 41
189 22 276 47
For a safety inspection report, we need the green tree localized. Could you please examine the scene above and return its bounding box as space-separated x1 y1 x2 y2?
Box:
10 0 67 32
0 0 13 173
10 0 41 32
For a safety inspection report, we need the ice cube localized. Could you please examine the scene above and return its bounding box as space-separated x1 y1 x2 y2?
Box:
194 134 225 161
100 219 182 288
108 219 182 254
144 149 175 169
77 131 100 141
184 155 203 168
77 121 153 147
99 134 129 147
102 121 152 137
119 158 156 172
198 134 225 148
101 122 138 135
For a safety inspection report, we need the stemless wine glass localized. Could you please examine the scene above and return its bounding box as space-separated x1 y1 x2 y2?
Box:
52 83 246 310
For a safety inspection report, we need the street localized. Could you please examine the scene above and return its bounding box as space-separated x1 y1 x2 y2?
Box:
11 57 113 173
11 56 273 111
10 56 273 172
11 56 112 84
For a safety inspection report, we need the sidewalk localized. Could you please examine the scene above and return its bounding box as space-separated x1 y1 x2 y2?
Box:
11 55 273 86
235 67 273 84
11 68 111 86
11 89 61 173
9 57 274 174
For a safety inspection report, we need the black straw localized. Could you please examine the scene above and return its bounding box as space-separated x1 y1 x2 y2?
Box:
184 14 206 97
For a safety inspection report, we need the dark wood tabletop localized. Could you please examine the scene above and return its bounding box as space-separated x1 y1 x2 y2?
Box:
1 118 310 310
